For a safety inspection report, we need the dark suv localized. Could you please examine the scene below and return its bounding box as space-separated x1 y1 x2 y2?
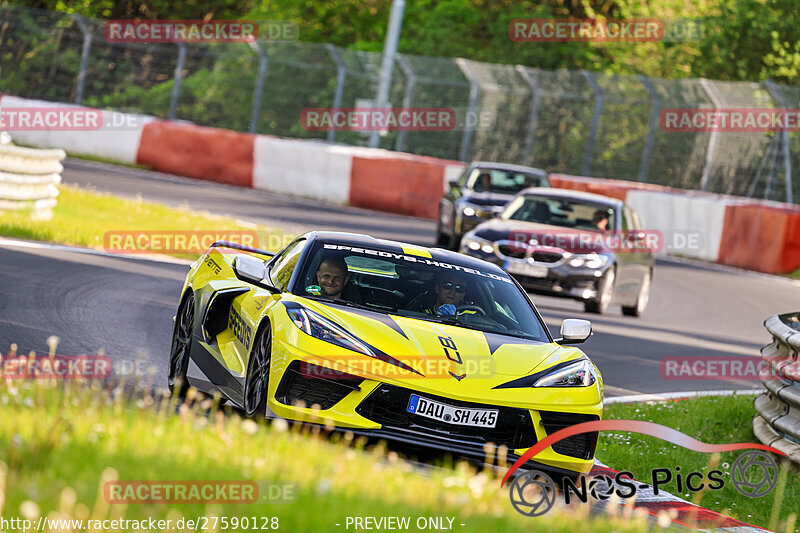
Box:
436 161 549 249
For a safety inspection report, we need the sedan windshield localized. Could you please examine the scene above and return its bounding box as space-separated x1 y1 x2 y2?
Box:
467 168 547 194
502 195 616 231
292 241 550 342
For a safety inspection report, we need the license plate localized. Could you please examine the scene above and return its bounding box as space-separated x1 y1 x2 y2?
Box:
407 395 498 428
506 261 548 278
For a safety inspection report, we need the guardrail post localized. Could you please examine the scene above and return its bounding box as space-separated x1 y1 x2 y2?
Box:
72 14 92 105
516 65 541 167
456 58 480 162
580 70 603 176
394 55 416 152
325 44 347 143
754 313 800 464
764 80 793 204
168 43 186 121
638 75 661 182
698 78 721 191
248 41 268 134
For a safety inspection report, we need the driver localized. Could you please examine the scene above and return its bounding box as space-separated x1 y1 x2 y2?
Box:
424 272 469 316
315 256 351 300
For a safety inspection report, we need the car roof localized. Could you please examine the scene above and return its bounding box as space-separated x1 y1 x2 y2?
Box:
306 231 509 274
470 161 548 175
515 187 623 207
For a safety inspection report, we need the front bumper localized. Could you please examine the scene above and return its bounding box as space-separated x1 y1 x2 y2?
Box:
462 249 610 301
268 333 602 475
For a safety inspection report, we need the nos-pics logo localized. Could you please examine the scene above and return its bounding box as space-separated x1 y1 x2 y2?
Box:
501 420 784 517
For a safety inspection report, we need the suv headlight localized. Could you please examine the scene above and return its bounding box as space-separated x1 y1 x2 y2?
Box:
567 252 611 269
462 234 495 255
534 360 597 387
286 306 376 357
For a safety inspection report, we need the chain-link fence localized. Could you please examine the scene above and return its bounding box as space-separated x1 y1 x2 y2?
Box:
1 3 798 203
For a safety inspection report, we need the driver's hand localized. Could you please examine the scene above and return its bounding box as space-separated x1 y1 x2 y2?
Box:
436 304 457 316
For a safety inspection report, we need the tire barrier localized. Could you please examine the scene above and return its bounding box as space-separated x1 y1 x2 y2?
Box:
753 313 800 464
0 141 64 218
5 91 800 274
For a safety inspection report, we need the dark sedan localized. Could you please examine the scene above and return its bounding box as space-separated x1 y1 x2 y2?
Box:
459 188 654 316
436 161 549 250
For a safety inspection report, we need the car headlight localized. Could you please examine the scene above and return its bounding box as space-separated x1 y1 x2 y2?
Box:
534 360 597 387
286 306 376 357
461 234 495 255
463 206 477 217
567 252 611 269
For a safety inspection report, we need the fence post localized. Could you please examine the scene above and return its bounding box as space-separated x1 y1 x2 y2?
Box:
325 44 347 143
580 70 602 176
168 43 186 121
747 134 778 198
764 80 793 204
394 55 416 152
72 15 92 105
698 78 721 191
516 65 540 167
638 75 661 182
248 41 268 134
456 58 480 162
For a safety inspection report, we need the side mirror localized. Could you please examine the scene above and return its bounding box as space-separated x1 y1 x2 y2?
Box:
556 318 592 344
234 255 280 293
448 179 460 189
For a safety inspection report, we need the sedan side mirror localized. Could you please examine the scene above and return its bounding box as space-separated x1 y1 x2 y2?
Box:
556 318 592 344
234 255 280 293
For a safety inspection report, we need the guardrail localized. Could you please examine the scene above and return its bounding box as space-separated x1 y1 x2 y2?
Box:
0 138 65 218
753 312 800 464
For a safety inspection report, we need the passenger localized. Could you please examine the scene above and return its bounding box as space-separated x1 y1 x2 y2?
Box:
592 209 610 231
425 273 469 316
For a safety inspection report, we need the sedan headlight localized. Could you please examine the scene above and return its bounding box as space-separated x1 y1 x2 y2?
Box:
567 252 611 269
286 306 376 357
534 360 597 387
461 234 495 255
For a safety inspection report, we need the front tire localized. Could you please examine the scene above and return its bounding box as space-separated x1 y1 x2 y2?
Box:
168 291 194 397
244 323 272 417
584 267 615 315
622 270 651 317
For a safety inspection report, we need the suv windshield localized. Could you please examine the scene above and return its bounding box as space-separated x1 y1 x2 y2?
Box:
467 168 547 194
502 195 616 231
292 241 549 342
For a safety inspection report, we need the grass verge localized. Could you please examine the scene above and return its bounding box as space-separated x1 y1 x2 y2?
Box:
0 184 295 258
0 380 650 533
599 395 799 532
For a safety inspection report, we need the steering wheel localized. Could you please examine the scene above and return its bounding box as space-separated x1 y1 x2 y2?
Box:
457 304 487 317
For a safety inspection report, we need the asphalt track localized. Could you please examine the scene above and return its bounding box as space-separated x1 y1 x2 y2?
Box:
2 157 799 396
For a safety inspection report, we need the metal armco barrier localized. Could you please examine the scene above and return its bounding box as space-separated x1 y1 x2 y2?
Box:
0 140 65 218
753 312 800 464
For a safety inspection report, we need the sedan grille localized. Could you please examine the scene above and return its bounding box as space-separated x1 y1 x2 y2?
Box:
355 384 537 450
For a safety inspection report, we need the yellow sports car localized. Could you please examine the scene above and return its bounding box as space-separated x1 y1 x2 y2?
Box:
168 232 603 476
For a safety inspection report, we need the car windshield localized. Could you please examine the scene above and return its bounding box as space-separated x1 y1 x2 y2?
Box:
292 241 550 342
501 195 616 231
468 168 547 194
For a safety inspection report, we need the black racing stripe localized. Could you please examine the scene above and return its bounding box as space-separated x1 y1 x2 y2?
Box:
483 331 547 355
